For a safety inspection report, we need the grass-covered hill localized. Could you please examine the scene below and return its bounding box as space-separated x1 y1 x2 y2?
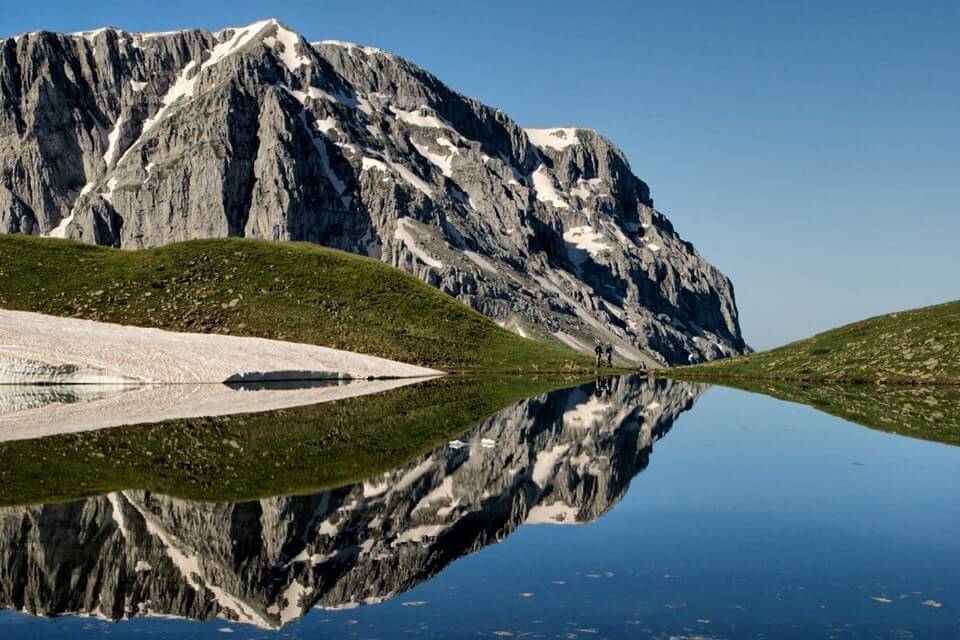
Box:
0 235 591 373
714 379 960 447
667 301 960 384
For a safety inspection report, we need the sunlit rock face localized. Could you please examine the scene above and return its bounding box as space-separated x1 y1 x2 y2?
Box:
0 376 703 628
0 20 745 364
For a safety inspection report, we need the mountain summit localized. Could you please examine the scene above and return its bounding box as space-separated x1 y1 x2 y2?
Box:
0 19 746 364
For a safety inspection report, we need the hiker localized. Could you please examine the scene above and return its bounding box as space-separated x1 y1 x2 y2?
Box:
594 342 603 367
605 343 614 367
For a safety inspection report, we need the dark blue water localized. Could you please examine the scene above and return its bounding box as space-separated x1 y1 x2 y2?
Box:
1 379 958 639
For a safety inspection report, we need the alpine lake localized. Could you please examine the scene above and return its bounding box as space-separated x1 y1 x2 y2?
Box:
0 374 957 640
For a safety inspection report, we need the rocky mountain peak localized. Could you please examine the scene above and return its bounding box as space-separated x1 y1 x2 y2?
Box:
0 20 747 364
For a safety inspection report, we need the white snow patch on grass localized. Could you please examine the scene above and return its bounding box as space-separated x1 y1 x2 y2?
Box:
0 309 438 385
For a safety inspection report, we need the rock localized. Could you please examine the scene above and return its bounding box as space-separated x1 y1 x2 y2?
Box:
0 20 747 364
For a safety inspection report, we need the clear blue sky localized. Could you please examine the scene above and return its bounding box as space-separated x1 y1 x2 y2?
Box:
6 0 959 348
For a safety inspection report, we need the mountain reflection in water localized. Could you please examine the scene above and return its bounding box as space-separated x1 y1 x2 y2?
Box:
0 376 701 628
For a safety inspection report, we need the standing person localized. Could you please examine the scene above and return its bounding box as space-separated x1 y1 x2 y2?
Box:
594 341 603 367
605 343 614 367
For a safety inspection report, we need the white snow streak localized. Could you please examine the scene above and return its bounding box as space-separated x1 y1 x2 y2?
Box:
392 106 455 132
531 166 569 209
393 219 443 269
103 116 124 169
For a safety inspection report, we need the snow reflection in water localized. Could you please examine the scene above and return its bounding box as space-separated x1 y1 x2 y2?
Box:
0 377 434 442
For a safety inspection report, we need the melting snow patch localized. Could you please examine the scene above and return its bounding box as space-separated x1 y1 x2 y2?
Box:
394 219 444 269
646 243 661 252
531 166 569 209
526 501 580 525
563 396 610 430
364 158 433 196
392 106 455 132
525 127 581 151
563 226 609 259
411 140 455 177
532 444 570 487
264 25 312 72
103 116 124 169
449 439 468 450
392 524 447 546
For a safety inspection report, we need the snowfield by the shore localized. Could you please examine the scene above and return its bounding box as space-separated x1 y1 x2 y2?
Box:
0 309 442 384
0 378 432 442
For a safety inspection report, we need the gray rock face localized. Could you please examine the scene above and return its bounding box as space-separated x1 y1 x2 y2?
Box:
0 376 703 627
0 20 746 364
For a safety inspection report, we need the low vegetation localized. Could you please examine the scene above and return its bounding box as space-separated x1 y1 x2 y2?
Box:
0 235 591 372
0 374 589 507
713 378 960 447
667 301 960 384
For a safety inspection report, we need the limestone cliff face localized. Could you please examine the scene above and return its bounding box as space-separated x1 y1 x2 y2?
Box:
0 20 745 364
0 376 704 628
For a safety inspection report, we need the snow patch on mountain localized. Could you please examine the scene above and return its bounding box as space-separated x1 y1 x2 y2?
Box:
525 127 582 151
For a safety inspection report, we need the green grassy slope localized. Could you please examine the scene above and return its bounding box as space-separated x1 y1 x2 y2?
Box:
667 301 960 384
0 235 591 372
0 374 587 507
708 378 960 447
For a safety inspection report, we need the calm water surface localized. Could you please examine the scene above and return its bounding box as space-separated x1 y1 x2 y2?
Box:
0 376 957 639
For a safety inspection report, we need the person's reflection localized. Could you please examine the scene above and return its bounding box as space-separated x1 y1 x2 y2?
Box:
594 377 612 398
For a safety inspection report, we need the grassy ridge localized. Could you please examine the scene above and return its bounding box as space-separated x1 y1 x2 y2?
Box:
0 235 591 372
0 374 588 507
709 378 960 447
668 301 960 384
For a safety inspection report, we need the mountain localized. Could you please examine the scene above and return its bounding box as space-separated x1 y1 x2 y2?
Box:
0 376 703 628
0 19 745 365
